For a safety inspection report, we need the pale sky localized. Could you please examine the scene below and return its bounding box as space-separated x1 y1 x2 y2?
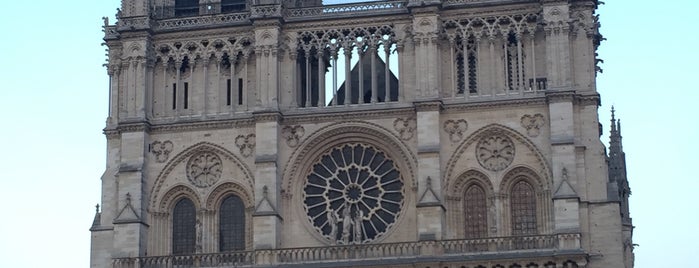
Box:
0 0 695 267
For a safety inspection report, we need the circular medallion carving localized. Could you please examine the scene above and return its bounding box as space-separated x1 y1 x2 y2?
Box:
303 143 404 245
476 135 515 171
186 152 223 188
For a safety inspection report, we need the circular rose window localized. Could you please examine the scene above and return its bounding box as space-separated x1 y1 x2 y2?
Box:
303 143 404 245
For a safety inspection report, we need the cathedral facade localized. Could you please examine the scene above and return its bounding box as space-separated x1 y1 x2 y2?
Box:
91 0 633 267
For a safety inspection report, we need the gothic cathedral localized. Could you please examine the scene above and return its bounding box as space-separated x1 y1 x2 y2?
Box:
91 0 633 267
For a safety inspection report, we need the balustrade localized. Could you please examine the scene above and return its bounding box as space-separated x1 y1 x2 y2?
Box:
112 234 579 268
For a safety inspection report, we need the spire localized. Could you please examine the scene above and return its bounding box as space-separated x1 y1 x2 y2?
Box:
606 107 632 225
90 204 102 231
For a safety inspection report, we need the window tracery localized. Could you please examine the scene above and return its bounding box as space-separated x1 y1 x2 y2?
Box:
172 198 196 255
219 194 246 251
303 143 404 244
464 184 488 238
511 180 537 235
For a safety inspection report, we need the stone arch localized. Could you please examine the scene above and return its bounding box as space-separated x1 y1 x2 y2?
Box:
281 121 417 245
204 181 254 251
149 141 254 213
446 169 495 239
499 165 552 236
444 123 550 193
160 184 201 212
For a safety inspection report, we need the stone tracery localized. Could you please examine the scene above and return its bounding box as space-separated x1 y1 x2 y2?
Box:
186 152 223 188
476 134 515 172
302 143 404 244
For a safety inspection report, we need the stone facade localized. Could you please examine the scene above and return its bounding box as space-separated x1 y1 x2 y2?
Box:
91 0 633 267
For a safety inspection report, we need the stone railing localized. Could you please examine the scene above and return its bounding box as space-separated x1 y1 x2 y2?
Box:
285 0 408 21
153 12 250 31
112 234 579 268
442 0 533 7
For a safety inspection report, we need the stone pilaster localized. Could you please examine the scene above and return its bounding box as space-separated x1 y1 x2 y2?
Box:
414 101 445 240
543 1 572 89
410 5 441 99
252 112 282 249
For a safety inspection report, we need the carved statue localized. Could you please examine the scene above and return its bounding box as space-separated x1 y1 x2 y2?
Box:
353 210 363 244
327 211 338 244
341 204 352 244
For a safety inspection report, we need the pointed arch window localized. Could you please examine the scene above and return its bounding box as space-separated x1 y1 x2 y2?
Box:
172 198 196 255
511 180 537 235
464 184 488 238
219 194 245 251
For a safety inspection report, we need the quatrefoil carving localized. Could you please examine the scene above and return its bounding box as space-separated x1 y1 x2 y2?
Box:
393 117 416 141
444 119 469 142
281 125 305 147
520 114 545 137
235 134 256 157
151 140 174 163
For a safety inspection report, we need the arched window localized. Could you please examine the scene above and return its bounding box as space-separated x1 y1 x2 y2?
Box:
463 184 487 238
175 0 199 17
172 198 196 254
219 194 245 251
221 0 246 12
511 180 537 235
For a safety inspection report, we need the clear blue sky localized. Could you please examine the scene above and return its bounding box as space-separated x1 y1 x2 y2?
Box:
0 0 695 267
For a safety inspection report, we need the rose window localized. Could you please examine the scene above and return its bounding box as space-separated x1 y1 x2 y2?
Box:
476 135 515 171
303 143 404 244
186 152 223 188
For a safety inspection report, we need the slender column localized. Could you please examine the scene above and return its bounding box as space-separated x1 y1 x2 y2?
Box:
488 37 495 96
188 62 194 115
358 47 365 104
530 33 537 90
215 58 221 114
295 54 301 107
449 38 456 98
516 33 524 93
384 41 391 102
161 63 168 117
231 56 236 112
317 49 326 107
175 60 182 116
503 36 510 92
304 49 311 107
332 50 338 106
344 46 352 105
202 59 209 117
475 37 482 97
463 37 470 97
242 53 249 111
370 44 378 103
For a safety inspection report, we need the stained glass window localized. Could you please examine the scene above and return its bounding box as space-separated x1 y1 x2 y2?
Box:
219 195 245 251
172 198 196 255
464 184 488 238
511 180 537 235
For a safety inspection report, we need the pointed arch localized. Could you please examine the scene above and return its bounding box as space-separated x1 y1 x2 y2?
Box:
446 169 494 239
444 123 550 192
150 141 254 213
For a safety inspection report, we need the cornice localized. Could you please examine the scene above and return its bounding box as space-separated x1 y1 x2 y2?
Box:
439 2 540 20
545 90 576 103
253 111 283 123
281 104 415 125
283 15 412 31
442 95 547 113
413 100 443 112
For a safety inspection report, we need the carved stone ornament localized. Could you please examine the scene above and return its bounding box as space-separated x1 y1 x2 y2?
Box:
476 135 515 172
186 152 223 188
235 134 256 157
520 114 545 137
281 125 305 147
444 119 468 143
303 143 404 245
151 140 174 163
393 117 416 141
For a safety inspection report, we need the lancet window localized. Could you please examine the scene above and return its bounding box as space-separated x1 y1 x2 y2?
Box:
463 184 488 238
219 194 246 251
172 198 196 255
455 35 478 94
295 26 400 108
511 180 537 235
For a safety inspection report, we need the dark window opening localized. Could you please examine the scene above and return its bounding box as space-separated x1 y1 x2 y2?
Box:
183 82 189 109
219 195 245 251
221 0 246 12
511 180 537 235
172 83 177 110
226 79 232 106
175 0 199 17
172 198 196 255
464 184 488 238
238 78 243 105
